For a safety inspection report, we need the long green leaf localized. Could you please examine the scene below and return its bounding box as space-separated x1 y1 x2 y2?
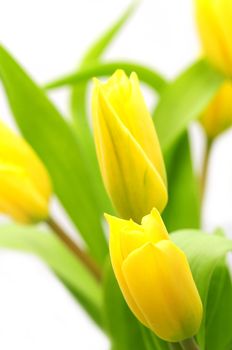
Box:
0 224 103 327
163 133 200 231
154 60 225 152
173 230 232 350
45 61 167 93
0 45 107 264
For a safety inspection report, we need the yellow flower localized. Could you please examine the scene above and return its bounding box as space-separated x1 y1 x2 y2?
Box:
0 121 52 223
92 70 167 223
195 0 232 76
106 208 203 342
200 80 232 139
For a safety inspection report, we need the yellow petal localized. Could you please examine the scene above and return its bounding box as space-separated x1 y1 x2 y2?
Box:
93 82 167 222
106 213 148 326
101 70 166 183
0 121 52 222
200 80 232 138
0 164 49 222
122 241 203 342
141 207 169 241
195 0 232 75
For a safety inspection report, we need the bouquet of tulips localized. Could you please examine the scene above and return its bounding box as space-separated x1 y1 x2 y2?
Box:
0 1 232 349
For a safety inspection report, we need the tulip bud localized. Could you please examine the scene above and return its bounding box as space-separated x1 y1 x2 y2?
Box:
106 208 203 342
92 70 167 223
195 0 232 76
200 81 232 139
0 121 51 223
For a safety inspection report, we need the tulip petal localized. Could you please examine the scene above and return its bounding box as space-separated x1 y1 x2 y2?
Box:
141 207 169 240
106 214 149 326
0 121 51 201
0 164 48 222
201 81 232 138
195 0 232 75
101 70 166 183
93 83 167 222
122 241 203 342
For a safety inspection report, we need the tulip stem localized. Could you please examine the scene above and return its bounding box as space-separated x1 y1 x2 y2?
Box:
47 217 102 282
169 343 183 350
200 137 212 201
180 338 200 350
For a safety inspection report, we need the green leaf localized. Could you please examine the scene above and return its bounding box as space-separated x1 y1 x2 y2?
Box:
204 258 232 350
172 230 232 350
0 45 107 264
163 133 200 231
154 59 225 152
0 224 103 327
45 60 167 93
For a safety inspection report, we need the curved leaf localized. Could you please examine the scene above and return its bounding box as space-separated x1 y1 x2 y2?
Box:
45 61 167 93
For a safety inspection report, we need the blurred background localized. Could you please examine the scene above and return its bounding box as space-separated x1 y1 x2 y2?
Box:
0 0 232 349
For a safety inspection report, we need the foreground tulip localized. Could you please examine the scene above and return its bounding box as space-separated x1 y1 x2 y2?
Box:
0 121 51 223
200 81 232 139
106 208 203 342
195 0 232 76
92 70 167 222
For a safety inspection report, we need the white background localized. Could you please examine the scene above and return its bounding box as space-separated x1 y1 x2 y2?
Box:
0 0 232 349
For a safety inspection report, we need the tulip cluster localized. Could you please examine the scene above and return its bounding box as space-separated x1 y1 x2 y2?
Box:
3 1 232 347
92 71 203 344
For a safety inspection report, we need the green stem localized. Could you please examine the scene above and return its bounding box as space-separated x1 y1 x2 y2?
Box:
47 217 102 282
169 343 183 350
200 137 212 202
180 338 200 350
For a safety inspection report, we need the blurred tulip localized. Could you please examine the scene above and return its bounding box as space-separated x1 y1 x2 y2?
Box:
106 208 203 342
195 0 232 76
0 121 51 223
92 70 167 222
200 81 232 139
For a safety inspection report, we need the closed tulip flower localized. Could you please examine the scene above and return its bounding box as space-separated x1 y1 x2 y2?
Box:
200 81 232 139
106 208 203 342
195 0 232 76
92 70 167 223
0 121 51 223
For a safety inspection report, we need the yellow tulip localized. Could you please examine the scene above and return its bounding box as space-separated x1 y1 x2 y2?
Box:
195 0 232 76
200 80 232 139
92 70 167 223
106 208 203 342
0 121 51 223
